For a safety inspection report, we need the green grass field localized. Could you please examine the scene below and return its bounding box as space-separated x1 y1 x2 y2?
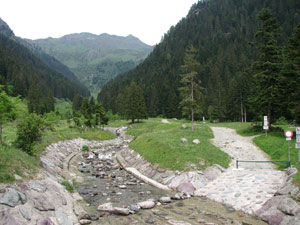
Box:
125 118 230 171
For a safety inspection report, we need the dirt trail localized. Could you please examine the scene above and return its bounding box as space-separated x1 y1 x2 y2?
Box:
195 127 287 214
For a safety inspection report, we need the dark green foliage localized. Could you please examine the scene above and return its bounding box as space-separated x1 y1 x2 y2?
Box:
72 94 83 112
179 46 204 130
98 0 300 122
82 145 89 152
95 103 108 126
249 8 284 126
0 86 15 144
27 80 55 114
284 23 300 124
80 98 93 127
15 113 46 155
0 31 88 102
121 82 148 123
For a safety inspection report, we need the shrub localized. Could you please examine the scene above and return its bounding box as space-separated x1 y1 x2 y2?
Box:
15 113 46 155
82 145 89 152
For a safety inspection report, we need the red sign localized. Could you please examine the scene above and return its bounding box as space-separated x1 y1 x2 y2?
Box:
285 130 293 138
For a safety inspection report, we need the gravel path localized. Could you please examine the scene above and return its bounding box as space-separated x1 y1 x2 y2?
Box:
195 127 287 214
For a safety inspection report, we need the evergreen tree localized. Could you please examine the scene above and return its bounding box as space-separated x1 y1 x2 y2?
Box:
72 94 83 112
95 103 108 126
178 45 203 130
80 97 92 127
285 23 300 124
124 82 148 123
250 8 284 126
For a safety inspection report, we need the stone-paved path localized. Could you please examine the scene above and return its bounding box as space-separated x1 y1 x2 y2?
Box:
195 127 287 214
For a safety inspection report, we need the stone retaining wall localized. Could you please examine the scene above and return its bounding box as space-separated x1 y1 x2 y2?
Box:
117 147 225 194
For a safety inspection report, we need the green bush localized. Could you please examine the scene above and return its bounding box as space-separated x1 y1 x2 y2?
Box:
61 180 75 193
82 145 89 152
15 113 46 155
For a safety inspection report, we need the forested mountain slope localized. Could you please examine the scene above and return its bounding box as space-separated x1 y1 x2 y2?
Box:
31 33 153 96
98 0 300 121
0 18 89 99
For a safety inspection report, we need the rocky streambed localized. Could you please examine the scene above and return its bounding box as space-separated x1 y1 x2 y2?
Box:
1 126 293 225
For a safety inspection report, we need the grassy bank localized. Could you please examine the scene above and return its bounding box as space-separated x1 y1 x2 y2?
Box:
0 99 115 183
125 118 230 171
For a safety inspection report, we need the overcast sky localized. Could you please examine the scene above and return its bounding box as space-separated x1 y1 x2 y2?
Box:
0 0 198 45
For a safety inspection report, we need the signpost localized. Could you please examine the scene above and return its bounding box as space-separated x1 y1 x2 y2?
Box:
296 127 300 162
263 116 268 136
285 130 293 163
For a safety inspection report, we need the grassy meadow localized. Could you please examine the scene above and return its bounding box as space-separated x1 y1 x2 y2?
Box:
125 118 231 171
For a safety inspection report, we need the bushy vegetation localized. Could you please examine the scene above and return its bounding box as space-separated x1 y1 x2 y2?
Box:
0 98 114 183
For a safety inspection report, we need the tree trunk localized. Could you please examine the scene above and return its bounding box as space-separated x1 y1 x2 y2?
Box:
244 107 247 122
132 119 135 124
241 100 244 123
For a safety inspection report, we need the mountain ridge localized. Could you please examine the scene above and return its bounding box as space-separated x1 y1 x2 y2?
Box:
31 32 153 96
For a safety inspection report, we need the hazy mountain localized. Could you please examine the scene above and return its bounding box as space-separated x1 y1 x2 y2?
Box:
0 18 89 99
31 33 153 96
98 0 300 119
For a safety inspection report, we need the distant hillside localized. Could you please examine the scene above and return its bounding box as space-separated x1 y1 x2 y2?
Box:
98 0 300 120
31 33 153 96
0 18 89 99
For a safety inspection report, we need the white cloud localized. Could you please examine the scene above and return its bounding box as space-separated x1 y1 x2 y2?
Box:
0 0 198 45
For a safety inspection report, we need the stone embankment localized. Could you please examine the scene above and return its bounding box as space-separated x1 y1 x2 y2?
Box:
0 127 128 225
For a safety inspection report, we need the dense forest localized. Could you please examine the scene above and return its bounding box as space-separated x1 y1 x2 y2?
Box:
0 18 89 112
98 0 300 124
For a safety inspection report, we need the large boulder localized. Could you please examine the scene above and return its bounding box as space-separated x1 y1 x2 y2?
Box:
55 207 73 225
36 217 55 225
177 181 195 194
33 196 55 211
277 198 300 216
0 188 27 207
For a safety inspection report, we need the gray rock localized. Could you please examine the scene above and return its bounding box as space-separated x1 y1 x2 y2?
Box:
34 196 55 211
36 217 55 225
146 218 156 223
0 186 6 193
56 207 73 225
277 198 300 216
159 196 172 203
203 165 222 181
118 185 127 189
167 219 192 225
260 210 284 225
192 139 200 144
14 174 22 180
171 194 182 200
180 138 188 143
277 183 299 196
0 188 27 207
129 204 140 212
19 208 31 221
181 124 187 129
97 202 113 211
0 210 21 225
137 200 155 209
28 181 47 193
177 181 195 194
108 207 130 215
80 219 92 225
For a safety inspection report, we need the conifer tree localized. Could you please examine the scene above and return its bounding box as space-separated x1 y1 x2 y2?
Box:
80 97 92 127
178 45 203 131
285 23 300 123
250 8 284 126
72 94 83 112
124 82 148 123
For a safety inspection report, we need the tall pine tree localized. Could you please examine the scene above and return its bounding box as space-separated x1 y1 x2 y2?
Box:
178 45 203 130
250 8 284 126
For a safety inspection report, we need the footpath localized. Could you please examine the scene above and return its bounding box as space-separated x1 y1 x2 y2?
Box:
195 127 287 214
